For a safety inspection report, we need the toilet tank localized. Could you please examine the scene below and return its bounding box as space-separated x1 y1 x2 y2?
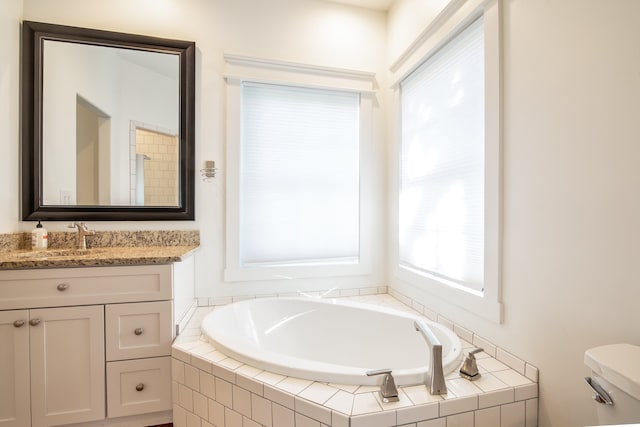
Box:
584 343 640 425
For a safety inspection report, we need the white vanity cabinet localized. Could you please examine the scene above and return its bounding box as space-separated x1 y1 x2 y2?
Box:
0 258 195 427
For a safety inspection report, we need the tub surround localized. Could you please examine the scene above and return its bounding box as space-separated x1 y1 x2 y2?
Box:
0 230 199 269
172 294 539 427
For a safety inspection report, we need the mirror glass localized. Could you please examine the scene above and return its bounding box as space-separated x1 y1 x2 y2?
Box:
43 40 180 207
22 21 195 220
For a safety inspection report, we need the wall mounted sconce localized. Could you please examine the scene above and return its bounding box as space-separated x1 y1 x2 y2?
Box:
200 160 217 181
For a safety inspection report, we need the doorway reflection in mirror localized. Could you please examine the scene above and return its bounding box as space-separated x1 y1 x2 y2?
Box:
130 124 179 207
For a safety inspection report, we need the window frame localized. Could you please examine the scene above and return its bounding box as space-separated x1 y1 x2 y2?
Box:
223 55 376 282
391 0 503 323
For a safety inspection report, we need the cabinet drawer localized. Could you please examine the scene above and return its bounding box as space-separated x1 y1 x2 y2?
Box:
106 301 172 361
0 265 172 310
106 357 172 418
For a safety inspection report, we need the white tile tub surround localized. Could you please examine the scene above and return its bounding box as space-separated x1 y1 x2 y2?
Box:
172 294 538 427
198 286 390 307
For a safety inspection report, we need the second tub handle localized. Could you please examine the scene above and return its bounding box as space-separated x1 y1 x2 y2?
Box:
366 369 400 403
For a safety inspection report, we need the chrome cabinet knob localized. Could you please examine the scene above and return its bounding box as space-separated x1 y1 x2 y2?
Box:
134 328 144 336
13 320 25 328
57 283 69 291
29 318 41 326
135 383 145 392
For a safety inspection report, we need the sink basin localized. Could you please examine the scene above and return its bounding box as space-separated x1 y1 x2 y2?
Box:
13 248 107 259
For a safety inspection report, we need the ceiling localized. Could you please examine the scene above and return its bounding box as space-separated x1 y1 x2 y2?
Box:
324 0 395 11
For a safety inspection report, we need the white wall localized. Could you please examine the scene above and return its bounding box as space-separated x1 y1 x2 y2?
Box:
0 0 23 229
386 0 449 63
388 0 640 426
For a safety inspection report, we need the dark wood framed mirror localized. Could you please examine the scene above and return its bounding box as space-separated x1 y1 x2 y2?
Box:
22 21 195 220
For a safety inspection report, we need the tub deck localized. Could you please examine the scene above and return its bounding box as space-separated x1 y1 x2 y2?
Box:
171 293 539 427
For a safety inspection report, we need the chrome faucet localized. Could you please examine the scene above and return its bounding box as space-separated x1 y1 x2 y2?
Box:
68 222 95 250
414 319 447 395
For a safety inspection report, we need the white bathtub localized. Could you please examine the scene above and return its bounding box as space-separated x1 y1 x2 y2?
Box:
201 297 463 386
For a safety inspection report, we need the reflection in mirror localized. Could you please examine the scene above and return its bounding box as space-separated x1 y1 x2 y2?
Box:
42 40 180 207
22 21 195 220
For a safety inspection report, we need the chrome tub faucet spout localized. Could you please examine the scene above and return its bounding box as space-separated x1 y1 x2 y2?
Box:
414 319 447 395
68 222 95 250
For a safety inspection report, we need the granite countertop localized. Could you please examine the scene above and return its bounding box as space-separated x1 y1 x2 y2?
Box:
0 230 199 270
0 245 198 270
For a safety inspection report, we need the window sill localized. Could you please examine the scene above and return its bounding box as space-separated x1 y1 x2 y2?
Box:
224 261 371 283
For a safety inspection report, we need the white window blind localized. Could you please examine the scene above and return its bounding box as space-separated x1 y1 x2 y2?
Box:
399 18 485 293
240 82 360 267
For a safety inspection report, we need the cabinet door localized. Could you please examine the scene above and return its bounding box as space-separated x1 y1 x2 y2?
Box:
0 310 30 427
29 305 105 427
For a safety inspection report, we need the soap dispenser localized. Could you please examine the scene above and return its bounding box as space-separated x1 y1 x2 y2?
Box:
31 221 48 251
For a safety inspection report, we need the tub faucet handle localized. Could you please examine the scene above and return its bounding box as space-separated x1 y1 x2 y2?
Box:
366 369 400 403
459 348 483 380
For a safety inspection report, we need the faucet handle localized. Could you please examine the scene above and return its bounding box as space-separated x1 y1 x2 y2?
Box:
366 368 392 376
366 369 400 403
460 348 483 380
67 222 89 230
468 347 484 357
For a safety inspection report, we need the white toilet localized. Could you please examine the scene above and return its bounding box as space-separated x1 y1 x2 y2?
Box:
584 343 640 425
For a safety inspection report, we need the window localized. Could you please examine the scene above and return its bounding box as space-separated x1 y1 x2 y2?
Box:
400 18 485 294
240 82 360 267
395 5 502 322
224 55 375 282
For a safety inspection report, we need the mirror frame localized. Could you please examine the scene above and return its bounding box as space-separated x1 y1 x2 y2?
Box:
21 21 196 221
